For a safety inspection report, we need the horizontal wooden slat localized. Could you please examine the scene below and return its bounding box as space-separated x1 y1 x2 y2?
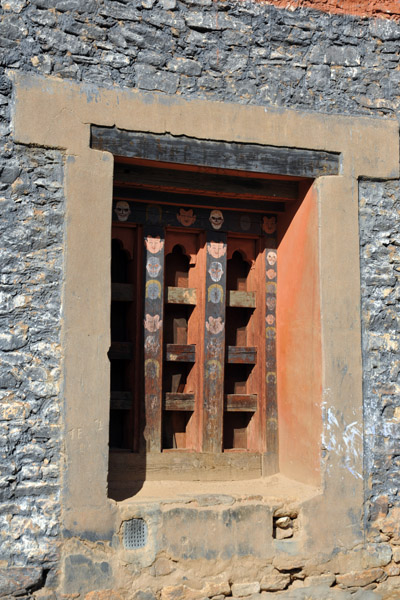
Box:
225 394 258 412
108 342 133 360
108 450 262 482
112 283 135 302
226 346 257 364
164 393 195 411
165 344 196 363
92 127 340 178
167 287 197 305
228 290 256 308
114 163 298 202
114 187 285 213
110 391 132 410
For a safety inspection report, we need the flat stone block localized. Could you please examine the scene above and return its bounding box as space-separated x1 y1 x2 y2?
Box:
231 582 260 596
0 567 43 597
260 573 290 591
336 567 383 587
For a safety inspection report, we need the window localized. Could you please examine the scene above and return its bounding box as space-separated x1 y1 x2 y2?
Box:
108 159 291 476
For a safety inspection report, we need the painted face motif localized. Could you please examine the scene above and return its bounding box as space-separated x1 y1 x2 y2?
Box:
177 208 196 227
266 371 277 384
206 316 224 335
208 261 223 282
206 359 221 380
207 338 221 358
262 217 276 233
145 335 160 355
207 241 226 259
114 200 131 222
145 358 159 378
209 210 224 230
146 280 161 300
266 268 276 280
208 284 223 304
240 214 251 231
266 295 276 311
262 216 277 234
267 251 277 266
266 314 275 326
144 314 162 332
266 327 276 339
146 257 162 277
145 235 164 254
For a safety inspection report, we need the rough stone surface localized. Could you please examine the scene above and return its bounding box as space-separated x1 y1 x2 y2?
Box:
359 180 400 539
336 567 384 587
231 582 261 597
260 572 291 591
161 585 207 600
84 591 125 600
0 567 43 596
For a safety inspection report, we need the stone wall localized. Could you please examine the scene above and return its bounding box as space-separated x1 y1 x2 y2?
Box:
0 0 399 598
360 180 400 543
0 145 64 586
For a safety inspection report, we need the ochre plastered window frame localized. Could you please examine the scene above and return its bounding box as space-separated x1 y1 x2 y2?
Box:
11 72 399 558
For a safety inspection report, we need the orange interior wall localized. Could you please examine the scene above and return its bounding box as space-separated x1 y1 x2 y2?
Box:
263 0 400 21
276 183 322 486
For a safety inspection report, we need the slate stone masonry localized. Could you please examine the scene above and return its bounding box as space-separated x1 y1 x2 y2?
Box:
0 0 399 596
359 180 400 536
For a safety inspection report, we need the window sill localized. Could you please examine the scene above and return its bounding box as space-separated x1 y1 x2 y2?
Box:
108 450 320 503
111 470 320 506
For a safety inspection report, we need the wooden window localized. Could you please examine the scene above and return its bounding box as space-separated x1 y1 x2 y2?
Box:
108 160 285 469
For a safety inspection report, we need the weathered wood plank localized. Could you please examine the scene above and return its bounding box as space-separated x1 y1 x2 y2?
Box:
227 290 256 308
114 163 298 201
165 344 196 363
226 346 257 364
114 187 285 214
164 393 195 411
110 391 132 411
92 127 340 178
112 282 135 302
167 286 197 305
108 342 133 360
225 394 258 412
202 231 227 452
108 450 262 482
143 225 165 452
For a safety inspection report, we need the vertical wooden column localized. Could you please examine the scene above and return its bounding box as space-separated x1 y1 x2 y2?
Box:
202 231 227 453
263 216 278 460
143 226 165 452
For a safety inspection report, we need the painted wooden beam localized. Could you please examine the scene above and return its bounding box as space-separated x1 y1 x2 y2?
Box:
202 231 227 452
263 221 278 458
143 225 165 452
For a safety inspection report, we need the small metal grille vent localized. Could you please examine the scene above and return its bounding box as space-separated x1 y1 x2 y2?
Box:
123 519 148 549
